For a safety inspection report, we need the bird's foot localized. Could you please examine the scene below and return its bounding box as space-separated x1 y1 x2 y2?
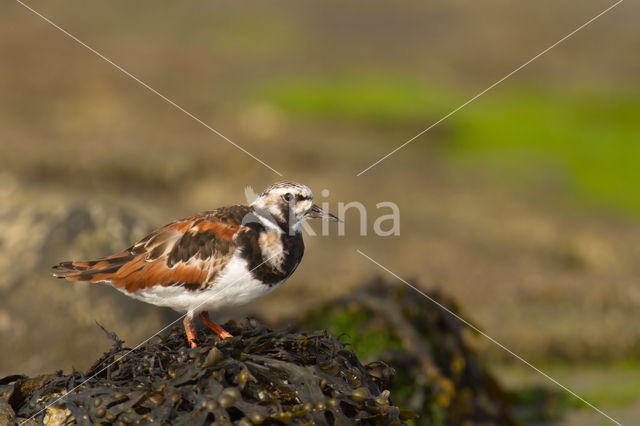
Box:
183 314 198 348
198 312 233 339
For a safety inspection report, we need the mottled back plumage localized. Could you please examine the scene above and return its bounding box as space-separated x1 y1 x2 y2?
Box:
53 205 250 292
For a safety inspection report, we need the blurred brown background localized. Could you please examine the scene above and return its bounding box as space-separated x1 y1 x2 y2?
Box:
2 1 639 423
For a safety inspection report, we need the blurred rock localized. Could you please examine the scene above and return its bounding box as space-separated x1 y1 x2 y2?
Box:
0 176 174 377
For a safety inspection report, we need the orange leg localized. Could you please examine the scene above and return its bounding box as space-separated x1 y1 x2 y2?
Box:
198 312 233 339
183 314 198 348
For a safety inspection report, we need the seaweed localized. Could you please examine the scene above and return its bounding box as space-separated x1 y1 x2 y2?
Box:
293 278 517 425
2 319 411 425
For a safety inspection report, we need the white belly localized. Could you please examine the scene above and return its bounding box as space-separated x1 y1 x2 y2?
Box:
119 253 284 313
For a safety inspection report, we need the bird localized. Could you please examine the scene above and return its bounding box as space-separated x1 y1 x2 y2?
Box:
53 181 339 348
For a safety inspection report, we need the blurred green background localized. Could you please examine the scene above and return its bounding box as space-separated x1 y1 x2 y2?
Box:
1 0 639 424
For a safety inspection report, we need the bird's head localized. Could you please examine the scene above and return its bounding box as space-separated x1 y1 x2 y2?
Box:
250 181 339 232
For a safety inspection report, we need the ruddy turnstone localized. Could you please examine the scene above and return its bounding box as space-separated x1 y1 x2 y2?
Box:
53 181 339 347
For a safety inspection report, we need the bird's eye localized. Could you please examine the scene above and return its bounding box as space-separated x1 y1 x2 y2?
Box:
282 193 293 202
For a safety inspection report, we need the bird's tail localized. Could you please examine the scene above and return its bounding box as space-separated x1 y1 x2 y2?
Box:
52 251 134 283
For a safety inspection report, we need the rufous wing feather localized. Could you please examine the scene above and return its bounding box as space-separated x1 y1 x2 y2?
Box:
52 206 251 292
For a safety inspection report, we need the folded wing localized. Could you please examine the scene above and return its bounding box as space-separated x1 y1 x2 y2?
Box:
53 206 251 292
